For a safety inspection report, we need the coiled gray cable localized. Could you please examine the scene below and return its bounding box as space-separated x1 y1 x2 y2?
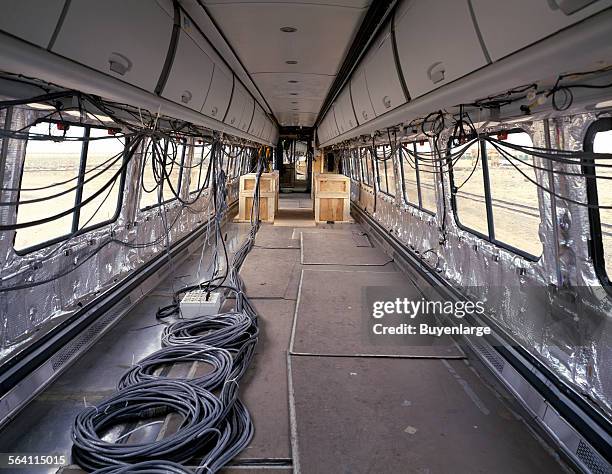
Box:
72 380 226 471
117 344 233 391
93 460 194 473
161 312 257 350
72 150 267 473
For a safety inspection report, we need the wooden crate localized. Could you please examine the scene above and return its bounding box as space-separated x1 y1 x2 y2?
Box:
272 170 280 211
237 173 278 223
314 174 351 223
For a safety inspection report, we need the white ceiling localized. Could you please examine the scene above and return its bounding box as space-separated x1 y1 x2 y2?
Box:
200 0 371 127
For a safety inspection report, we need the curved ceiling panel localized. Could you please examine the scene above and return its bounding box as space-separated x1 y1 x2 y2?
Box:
200 0 370 127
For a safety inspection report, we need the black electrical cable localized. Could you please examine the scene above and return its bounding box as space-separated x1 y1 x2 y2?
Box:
489 141 612 209
0 149 126 207
202 398 254 473
2 143 126 193
0 136 143 231
486 137 612 177
0 174 222 292
1 85 267 470
83 147 267 473
117 344 233 391
161 311 257 351
71 379 226 471
92 460 194 474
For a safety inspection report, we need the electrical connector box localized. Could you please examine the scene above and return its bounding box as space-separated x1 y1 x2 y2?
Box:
180 289 223 318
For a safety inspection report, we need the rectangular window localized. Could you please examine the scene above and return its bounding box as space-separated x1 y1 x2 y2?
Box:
400 143 419 205
14 121 126 253
244 148 254 174
139 138 184 210
229 148 236 178
239 149 247 176
485 132 541 257
139 140 161 209
375 145 395 196
341 153 351 178
242 148 249 176
189 141 212 194
398 141 436 214
222 145 232 177
235 147 246 178
161 140 185 203
359 148 368 184
451 140 488 236
360 147 374 186
417 141 437 213
225 147 232 179
449 130 542 259
78 128 126 229
232 147 241 179
585 118 612 283
351 150 360 182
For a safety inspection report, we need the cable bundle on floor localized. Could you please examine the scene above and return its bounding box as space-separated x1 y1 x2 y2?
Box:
72 147 269 473
117 344 233 391
161 311 257 350
92 460 193 473
72 380 225 471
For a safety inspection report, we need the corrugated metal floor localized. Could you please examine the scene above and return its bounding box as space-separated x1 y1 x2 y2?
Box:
0 194 568 473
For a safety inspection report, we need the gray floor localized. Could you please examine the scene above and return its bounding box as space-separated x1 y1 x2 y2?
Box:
291 269 464 358
237 299 294 462
290 356 564 474
301 232 392 266
0 195 569 473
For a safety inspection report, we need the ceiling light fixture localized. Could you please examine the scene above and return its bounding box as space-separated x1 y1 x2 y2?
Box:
280 26 297 33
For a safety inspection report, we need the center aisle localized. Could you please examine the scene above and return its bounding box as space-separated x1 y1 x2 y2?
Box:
0 193 569 473
238 193 568 473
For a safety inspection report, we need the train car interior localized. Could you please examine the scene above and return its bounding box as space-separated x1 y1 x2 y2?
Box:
0 1 611 473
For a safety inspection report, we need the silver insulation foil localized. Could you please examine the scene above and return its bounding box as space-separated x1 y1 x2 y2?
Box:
353 115 611 417
0 106 224 359
1 103 610 417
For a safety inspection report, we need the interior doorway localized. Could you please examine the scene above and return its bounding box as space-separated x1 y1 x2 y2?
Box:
280 138 311 193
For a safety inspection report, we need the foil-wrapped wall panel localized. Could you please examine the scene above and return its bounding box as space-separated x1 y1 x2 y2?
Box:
350 114 612 417
0 107 236 361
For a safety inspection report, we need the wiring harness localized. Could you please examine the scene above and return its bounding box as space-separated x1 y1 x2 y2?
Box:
70 144 268 472
116 344 233 391
0 88 257 293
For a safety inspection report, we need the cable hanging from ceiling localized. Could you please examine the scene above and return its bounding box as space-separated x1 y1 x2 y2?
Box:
0 87 259 291
71 146 270 473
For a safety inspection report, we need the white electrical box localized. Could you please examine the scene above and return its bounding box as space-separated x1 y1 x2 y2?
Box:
180 289 223 318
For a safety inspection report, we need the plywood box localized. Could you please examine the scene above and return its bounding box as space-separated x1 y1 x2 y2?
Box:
314 174 351 223
237 172 278 223
272 170 280 212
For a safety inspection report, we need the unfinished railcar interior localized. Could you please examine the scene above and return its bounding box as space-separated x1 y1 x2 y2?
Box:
0 1 611 473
